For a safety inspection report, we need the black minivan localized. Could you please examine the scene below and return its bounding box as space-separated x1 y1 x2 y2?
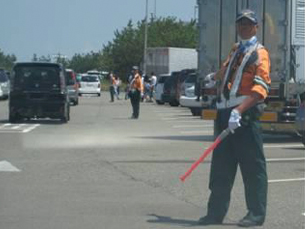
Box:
9 62 70 123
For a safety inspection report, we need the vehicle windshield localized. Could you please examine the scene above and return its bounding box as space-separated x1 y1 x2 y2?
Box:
0 71 8 83
81 76 99 82
13 66 60 90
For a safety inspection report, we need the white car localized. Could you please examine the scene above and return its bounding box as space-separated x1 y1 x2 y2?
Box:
0 70 10 99
154 73 170 104
180 85 213 116
79 74 101 96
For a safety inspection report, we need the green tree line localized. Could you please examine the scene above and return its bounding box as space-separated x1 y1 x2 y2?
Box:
1 17 197 79
0 49 17 70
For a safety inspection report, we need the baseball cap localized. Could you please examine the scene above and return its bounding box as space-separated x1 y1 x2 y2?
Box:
236 9 258 24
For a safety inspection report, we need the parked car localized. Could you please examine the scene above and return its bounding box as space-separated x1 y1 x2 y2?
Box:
180 85 202 116
180 73 196 96
0 69 10 100
154 73 170 104
162 71 180 106
9 62 70 122
78 74 101 96
65 69 79 105
180 76 213 116
162 69 196 106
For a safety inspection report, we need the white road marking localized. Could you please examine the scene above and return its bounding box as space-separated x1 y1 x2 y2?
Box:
0 124 40 133
180 130 214 134
266 157 305 162
12 125 21 129
173 124 214 128
22 124 40 133
0 161 21 172
162 117 201 121
268 178 305 183
166 120 209 123
154 109 189 113
264 144 304 148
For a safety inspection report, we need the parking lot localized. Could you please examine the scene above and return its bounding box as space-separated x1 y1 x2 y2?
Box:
0 92 304 229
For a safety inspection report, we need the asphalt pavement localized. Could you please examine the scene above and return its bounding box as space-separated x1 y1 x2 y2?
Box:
0 92 304 229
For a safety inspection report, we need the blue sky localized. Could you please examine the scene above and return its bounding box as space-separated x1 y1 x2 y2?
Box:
0 0 196 61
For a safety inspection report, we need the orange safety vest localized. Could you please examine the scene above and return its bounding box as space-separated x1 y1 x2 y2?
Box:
220 43 271 100
131 73 143 92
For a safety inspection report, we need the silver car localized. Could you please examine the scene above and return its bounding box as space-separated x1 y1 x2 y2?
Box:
0 70 10 100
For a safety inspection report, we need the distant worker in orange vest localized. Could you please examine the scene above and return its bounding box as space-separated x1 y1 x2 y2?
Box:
128 67 143 119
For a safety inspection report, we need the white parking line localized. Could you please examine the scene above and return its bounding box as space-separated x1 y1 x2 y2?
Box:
162 117 200 121
173 124 213 128
0 160 21 172
166 120 210 123
268 178 305 183
266 157 305 162
180 130 214 134
264 144 304 148
22 124 40 133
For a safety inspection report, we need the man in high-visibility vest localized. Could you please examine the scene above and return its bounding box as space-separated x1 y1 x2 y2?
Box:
129 67 143 119
198 9 271 227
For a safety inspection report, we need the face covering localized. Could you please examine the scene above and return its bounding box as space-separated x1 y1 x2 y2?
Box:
238 36 257 53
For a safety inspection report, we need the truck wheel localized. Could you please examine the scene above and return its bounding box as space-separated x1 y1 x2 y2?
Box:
156 100 164 105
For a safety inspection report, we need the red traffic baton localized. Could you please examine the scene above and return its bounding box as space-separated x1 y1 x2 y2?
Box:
180 128 231 182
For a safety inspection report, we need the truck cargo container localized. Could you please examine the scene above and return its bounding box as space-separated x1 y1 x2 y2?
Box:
145 47 197 76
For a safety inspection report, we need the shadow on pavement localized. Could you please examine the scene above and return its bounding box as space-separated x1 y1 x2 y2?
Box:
146 214 199 227
147 214 237 227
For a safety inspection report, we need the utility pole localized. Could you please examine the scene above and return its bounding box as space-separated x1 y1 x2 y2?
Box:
154 0 156 18
143 0 148 76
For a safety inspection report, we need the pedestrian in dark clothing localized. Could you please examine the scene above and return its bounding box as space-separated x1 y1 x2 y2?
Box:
198 9 271 227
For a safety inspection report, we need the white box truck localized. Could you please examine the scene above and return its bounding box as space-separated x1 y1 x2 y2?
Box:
145 47 197 75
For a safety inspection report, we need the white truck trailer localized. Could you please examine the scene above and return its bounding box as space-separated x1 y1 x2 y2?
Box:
145 47 197 76
197 0 305 144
